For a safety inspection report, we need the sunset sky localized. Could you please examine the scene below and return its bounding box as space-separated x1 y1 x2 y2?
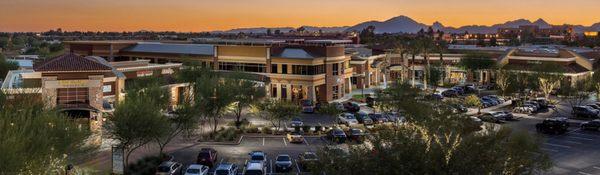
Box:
1 0 599 32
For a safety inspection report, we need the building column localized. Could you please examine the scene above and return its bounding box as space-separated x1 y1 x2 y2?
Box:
307 86 316 102
286 84 293 101
275 84 281 99
347 77 353 93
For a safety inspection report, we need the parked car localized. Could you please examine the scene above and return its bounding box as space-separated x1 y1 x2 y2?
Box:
573 106 600 118
298 152 319 171
469 116 484 128
464 85 477 93
301 100 315 113
498 111 514 121
343 102 360 113
346 128 366 143
326 128 347 143
442 89 459 97
214 163 239 175
274 154 293 173
450 104 468 113
197 148 218 167
581 119 600 131
244 160 266 175
536 118 569 134
513 106 535 114
287 131 304 143
481 96 499 106
486 95 505 104
183 164 209 175
587 104 600 110
384 112 406 124
156 161 183 175
332 102 345 111
248 151 267 165
480 100 492 108
368 113 388 124
355 112 374 125
452 86 465 95
478 113 504 123
290 117 304 127
532 98 549 109
337 113 358 125
426 93 444 100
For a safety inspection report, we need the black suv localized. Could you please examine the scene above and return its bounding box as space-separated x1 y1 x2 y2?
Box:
581 120 600 131
536 118 569 134
572 106 599 118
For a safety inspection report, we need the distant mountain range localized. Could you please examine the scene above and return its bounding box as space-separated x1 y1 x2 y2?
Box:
214 15 600 34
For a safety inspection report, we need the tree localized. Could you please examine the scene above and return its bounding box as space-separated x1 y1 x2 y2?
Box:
464 94 483 114
359 26 376 44
428 63 444 92
312 92 551 175
418 37 435 90
0 55 19 80
154 97 199 157
534 63 564 99
0 93 92 174
229 72 266 129
408 41 421 87
192 71 237 135
557 79 591 116
590 69 600 98
106 82 169 170
317 103 343 119
255 100 301 131
495 69 512 96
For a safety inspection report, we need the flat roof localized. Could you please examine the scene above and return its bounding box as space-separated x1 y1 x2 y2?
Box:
64 40 140 45
192 38 286 45
304 40 353 44
122 42 214 56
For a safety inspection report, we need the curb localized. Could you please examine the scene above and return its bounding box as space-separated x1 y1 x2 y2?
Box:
196 135 244 146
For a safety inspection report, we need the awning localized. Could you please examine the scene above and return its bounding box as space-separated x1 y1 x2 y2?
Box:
58 103 101 112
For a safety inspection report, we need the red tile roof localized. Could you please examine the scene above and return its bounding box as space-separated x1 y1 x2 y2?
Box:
34 53 112 72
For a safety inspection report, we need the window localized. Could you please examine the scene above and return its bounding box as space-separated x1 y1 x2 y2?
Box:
332 85 339 99
271 84 278 98
282 64 288 74
57 88 89 105
332 63 339 75
218 62 266 73
291 65 325 75
281 85 288 99
271 64 278 73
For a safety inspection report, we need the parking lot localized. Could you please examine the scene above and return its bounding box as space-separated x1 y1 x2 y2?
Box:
170 136 337 174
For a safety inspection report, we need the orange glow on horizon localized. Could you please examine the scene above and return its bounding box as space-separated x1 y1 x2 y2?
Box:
0 0 599 32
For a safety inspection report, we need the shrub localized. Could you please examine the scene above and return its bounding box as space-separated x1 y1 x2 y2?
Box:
302 125 311 133
464 95 482 108
126 155 162 175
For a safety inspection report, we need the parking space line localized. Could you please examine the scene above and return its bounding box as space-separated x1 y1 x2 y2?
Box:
304 139 310 146
562 140 583 145
295 159 302 173
262 137 265 146
540 148 559 152
594 166 600 170
578 171 592 175
283 138 288 147
567 128 581 134
570 132 600 138
543 143 571 148
219 158 224 165
270 159 273 174
566 136 594 141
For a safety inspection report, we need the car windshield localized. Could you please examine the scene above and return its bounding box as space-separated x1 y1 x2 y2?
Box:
351 129 362 134
277 156 290 161
302 100 312 106
186 168 201 173
157 166 171 172
215 170 230 175
292 118 301 122
199 152 210 158
333 130 344 135
345 115 355 119
251 155 264 161
244 170 263 175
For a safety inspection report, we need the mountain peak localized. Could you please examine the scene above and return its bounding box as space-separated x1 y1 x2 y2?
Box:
533 18 551 28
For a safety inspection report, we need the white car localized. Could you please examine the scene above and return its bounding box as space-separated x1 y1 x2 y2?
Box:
513 106 535 114
183 164 209 175
337 113 358 125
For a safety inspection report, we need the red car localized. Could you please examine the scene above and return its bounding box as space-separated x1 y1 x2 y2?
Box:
197 148 218 167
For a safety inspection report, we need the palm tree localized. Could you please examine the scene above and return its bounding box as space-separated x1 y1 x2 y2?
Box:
436 39 448 86
408 41 420 87
418 37 435 90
